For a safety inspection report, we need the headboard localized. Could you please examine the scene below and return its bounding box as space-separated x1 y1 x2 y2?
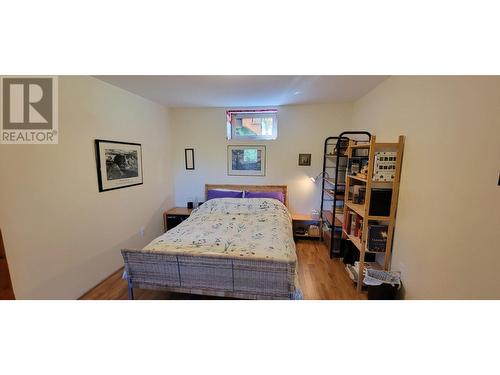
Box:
205 184 288 207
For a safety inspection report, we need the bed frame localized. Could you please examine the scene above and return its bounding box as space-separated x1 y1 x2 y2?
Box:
205 184 288 207
122 184 298 300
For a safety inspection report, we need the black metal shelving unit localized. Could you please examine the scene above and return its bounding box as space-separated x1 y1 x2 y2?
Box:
320 131 371 258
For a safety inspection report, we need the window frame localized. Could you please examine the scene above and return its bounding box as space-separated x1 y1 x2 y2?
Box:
226 109 278 141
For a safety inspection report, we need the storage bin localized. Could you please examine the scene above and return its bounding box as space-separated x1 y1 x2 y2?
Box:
367 283 398 300
364 269 401 300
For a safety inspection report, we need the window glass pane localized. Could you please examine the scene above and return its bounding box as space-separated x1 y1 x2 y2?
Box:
262 117 272 135
226 120 232 139
226 110 278 140
236 118 259 136
235 117 274 137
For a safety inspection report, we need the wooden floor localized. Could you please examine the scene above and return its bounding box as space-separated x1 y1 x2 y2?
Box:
80 240 366 300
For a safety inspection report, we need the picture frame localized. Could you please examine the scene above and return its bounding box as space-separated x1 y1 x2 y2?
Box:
95 139 143 192
227 145 266 176
185 148 195 170
298 153 311 166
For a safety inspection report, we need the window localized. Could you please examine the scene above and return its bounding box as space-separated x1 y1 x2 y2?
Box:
226 109 278 140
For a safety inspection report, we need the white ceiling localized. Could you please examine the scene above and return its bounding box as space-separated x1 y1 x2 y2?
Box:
95 76 388 108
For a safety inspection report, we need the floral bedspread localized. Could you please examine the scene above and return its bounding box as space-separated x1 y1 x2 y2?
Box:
143 198 297 263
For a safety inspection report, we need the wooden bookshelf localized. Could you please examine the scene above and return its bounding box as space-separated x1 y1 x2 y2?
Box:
347 175 367 183
347 233 363 252
345 201 365 217
349 143 371 149
342 135 405 293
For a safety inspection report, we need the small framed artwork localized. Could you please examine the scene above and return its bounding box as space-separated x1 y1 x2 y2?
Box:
185 148 195 170
298 153 311 166
95 139 143 192
228 145 266 176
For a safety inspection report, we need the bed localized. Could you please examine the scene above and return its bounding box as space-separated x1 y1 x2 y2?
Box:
121 184 301 299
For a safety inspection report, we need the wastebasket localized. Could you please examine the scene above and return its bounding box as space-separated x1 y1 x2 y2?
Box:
363 269 401 300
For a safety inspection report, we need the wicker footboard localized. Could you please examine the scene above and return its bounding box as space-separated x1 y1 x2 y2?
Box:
121 249 298 300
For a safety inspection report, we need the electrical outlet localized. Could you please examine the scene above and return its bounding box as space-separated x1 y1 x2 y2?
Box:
140 227 145 238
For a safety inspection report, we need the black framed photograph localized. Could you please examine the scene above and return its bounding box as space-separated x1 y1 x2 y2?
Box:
185 148 195 170
298 153 311 166
95 139 143 192
227 145 266 176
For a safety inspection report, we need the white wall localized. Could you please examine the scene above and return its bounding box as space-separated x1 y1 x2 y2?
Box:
170 104 352 214
3 76 498 300
0 76 174 299
352 76 500 299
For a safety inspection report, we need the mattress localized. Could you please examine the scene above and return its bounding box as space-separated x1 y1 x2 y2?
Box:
122 198 299 299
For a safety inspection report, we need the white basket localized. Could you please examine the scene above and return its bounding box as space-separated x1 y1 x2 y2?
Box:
363 269 401 288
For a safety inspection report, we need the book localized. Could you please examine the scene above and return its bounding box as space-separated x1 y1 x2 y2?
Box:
357 218 363 238
349 212 363 239
368 225 389 252
350 213 358 236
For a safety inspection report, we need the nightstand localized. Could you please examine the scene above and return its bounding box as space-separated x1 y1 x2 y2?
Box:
163 207 193 232
292 213 322 240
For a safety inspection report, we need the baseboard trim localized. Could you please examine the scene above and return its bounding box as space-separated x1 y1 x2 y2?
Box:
78 267 124 300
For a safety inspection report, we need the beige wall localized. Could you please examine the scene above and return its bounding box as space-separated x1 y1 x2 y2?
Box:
3 76 498 300
0 76 174 299
170 104 352 214
352 76 500 299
